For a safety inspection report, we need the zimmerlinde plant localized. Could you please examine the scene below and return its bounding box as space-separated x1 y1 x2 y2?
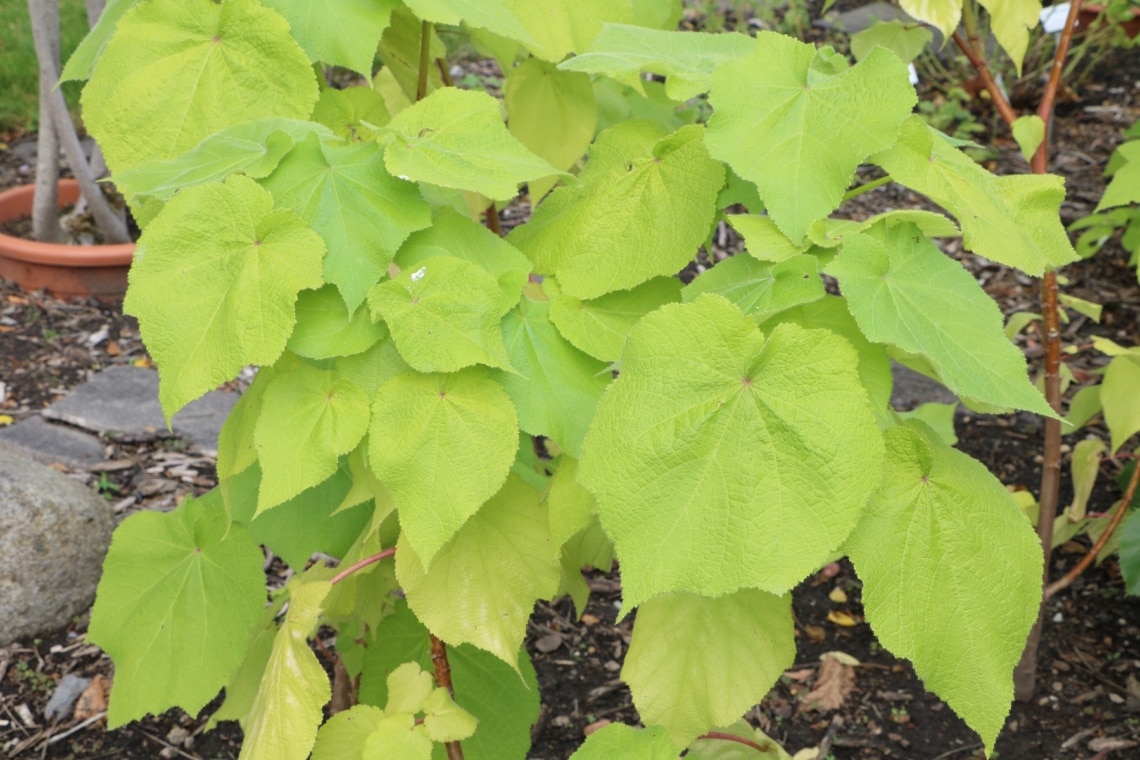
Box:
74 0 1078 757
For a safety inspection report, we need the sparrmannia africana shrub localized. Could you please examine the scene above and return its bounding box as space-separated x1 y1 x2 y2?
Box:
68 0 1079 757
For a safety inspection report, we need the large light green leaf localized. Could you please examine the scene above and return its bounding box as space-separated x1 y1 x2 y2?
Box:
978 0 1041 73
560 26 757 101
240 578 332 760
260 0 399 76
686 720 791 759
578 296 883 607
82 0 318 172
88 493 264 727
379 87 560 201
217 360 282 480
396 475 560 668
112 119 332 201
367 256 512 373
873 116 1077 274
898 0 962 42
369 369 518 566
757 295 893 419
505 58 596 200
504 0 634 61
492 296 610 457
844 422 1043 755
60 0 138 82
226 463 375 569
1104 355 1140 453
850 19 933 63
312 86 392 141
706 34 915 242
682 254 825 323
125 175 325 420
569 723 678 759
547 276 682 362
623 590 794 748
288 285 389 360
825 221 1054 416
360 602 540 760
509 124 724 299
313 705 386 760
262 133 431 311
727 215 809 263
548 457 598 549
395 208 531 316
403 0 535 46
254 365 371 511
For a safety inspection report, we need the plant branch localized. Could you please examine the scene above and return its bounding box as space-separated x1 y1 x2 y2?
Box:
328 547 395 586
700 731 775 754
1044 459 1140 599
842 175 891 202
1036 0 1085 145
429 634 465 760
28 0 61 243
416 20 432 101
950 29 1018 127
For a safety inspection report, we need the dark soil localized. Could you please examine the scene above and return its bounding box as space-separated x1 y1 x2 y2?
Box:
3 31 1140 760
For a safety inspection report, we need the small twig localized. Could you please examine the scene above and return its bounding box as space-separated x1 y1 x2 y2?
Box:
416 20 432 101
428 634 465 760
817 715 844 757
950 31 1017 127
931 743 984 760
139 729 201 760
328 547 395 586
699 731 775 754
44 712 106 746
1045 460 1140 599
436 58 453 87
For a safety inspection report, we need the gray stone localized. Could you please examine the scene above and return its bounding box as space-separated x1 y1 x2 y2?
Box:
0 415 104 469
0 446 114 646
43 365 238 454
890 362 960 411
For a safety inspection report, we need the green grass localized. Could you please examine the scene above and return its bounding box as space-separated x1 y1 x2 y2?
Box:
0 0 90 135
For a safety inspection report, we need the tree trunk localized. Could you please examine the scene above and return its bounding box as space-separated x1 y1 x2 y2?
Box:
28 0 62 243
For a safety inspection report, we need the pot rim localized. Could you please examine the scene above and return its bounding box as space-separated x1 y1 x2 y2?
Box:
0 180 134 268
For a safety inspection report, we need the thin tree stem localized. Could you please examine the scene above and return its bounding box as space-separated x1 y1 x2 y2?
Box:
429 634 465 760
28 0 61 242
328 547 395 586
700 731 775 754
951 30 1018 127
416 20 432 101
1045 459 1140 599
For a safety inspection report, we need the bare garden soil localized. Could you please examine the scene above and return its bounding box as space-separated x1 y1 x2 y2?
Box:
3 46 1140 759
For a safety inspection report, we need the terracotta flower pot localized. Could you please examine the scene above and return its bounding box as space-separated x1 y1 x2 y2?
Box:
0 179 133 301
1078 3 1140 38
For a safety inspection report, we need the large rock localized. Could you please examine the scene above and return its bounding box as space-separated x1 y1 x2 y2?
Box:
0 446 114 646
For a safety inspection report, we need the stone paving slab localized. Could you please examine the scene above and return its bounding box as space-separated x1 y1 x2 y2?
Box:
0 415 104 469
889 362 960 411
42 365 238 455
815 1 911 32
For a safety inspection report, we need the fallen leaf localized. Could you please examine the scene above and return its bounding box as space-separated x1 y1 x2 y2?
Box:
535 632 563 653
799 652 856 712
1088 737 1137 752
105 341 122 356
584 719 611 737
828 587 848 604
73 674 110 721
827 610 858 627
792 748 820 760
820 650 860 666
784 668 815 682
132 357 154 368
804 625 826 643
0 325 14 332
0 415 12 426
580 613 600 626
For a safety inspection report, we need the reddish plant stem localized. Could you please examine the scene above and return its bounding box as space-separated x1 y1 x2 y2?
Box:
950 31 1018 127
1045 459 1140 599
437 58 453 87
700 731 774 754
430 634 465 760
485 202 502 236
328 547 395 586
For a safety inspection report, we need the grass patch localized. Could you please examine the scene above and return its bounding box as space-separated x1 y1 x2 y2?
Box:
0 0 91 135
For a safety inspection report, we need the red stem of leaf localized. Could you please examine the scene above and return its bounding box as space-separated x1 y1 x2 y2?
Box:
700 731 775 754
1045 459 1140 599
485 202 502 236
430 634 465 760
328 547 395 586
